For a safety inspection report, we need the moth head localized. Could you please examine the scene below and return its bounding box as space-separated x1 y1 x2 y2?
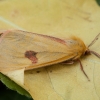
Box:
84 33 100 58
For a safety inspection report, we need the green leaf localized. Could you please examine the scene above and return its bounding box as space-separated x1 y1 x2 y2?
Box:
96 0 100 6
0 73 32 98
0 86 33 100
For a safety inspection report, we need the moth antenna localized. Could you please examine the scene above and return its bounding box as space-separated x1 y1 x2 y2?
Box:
78 59 90 81
89 50 100 58
88 33 100 47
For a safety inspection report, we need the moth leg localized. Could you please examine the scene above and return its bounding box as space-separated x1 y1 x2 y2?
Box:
61 60 74 64
78 59 90 81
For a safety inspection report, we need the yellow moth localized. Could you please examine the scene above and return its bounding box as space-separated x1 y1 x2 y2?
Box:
0 30 99 80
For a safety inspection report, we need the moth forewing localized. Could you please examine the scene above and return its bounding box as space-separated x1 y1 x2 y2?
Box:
0 30 75 72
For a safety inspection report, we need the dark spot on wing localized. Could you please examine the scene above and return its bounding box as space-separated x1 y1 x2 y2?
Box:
25 50 38 64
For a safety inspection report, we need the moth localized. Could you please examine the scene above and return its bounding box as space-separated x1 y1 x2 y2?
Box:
0 30 99 80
